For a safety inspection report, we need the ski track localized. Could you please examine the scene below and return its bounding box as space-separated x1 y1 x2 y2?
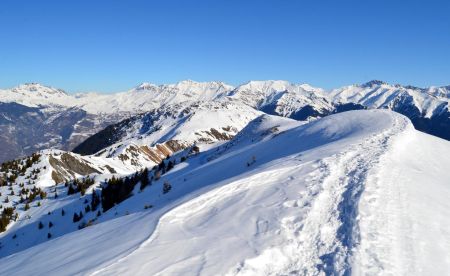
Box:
89 115 409 276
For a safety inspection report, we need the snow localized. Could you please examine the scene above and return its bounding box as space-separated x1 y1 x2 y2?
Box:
329 82 450 118
0 80 331 118
227 80 332 118
0 80 235 115
354 127 450 275
102 101 263 153
1 80 448 120
1 110 448 275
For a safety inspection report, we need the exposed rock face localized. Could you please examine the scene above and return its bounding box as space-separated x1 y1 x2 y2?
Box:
49 153 100 183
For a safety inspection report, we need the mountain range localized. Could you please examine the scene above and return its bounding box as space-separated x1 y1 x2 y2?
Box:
0 80 449 163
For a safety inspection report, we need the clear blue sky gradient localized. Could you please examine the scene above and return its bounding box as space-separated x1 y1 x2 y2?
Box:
0 0 449 93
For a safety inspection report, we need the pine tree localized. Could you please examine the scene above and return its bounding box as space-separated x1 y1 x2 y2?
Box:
91 191 100 211
0 207 15 232
47 232 52 239
48 221 53 228
61 209 65 216
73 212 79 223
163 181 172 194
167 161 174 171
68 184 75 195
158 161 165 171
24 203 30 211
139 168 150 191
38 221 44 229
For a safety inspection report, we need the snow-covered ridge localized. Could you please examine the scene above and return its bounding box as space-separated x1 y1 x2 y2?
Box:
1 110 449 275
330 80 450 118
1 79 448 113
2 79 447 118
226 80 332 119
0 80 321 117
11 83 67 96
73 100 263 156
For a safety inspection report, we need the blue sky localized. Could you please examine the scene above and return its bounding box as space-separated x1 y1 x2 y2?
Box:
0 0 449 93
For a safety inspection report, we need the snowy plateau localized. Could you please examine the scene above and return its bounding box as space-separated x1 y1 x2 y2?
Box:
0 80 449 275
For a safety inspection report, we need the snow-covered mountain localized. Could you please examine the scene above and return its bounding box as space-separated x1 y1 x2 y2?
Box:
330 80 450 139
1 80 449 163
73 100 262 156
0 81 233 114
226 80 333 120
1 110 449 275
0 81 233 162
0 80 327 162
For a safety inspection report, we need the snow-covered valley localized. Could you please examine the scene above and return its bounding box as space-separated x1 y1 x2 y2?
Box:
1 110 449 275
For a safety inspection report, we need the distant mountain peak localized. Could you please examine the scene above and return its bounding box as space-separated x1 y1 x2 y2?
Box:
361 80 387 88
403 85 423 91
241 80 290 88
134 82 158 91
11 83 67 95
172 79 232 89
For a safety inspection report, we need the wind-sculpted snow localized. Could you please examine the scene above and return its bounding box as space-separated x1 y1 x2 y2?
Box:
2 110 448 275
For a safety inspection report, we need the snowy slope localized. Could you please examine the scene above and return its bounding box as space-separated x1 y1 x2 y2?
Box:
73 100 262 156
1 110 449 275
354 129 450 275
0 143 184 257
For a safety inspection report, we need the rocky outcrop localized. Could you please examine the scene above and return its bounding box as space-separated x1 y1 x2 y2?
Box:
49 153 100 184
